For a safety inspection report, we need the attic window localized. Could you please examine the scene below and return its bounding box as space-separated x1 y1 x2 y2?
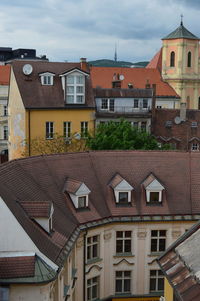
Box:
64 178 91 209
39 72 55 86
143 174 165 205
109 174 133 205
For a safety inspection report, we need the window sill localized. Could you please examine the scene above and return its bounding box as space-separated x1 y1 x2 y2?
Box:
114 253 134 258
86 258 102 265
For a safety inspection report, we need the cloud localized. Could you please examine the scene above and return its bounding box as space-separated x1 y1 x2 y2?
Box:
0 0 199 62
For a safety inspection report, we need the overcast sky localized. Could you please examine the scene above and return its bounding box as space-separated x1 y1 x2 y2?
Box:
0 0 200 63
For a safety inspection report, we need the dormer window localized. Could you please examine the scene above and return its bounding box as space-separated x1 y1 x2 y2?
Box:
143 173 165 204
39 72 55 85
109 173 133 204
60 68 89 104
64 178 91 209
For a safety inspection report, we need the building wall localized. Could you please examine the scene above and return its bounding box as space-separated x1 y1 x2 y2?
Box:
0 85 8 153
164 278 174 301
8 68 26 160
10 284 51 301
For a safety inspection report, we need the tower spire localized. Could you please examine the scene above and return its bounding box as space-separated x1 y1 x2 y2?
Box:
180 14 183 26
114 43 117 62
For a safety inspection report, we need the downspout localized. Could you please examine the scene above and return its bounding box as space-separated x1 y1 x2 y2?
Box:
28 109 31 156
83 230 87 301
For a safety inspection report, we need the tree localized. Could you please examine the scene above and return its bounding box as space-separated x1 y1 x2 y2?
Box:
87 119 163 150
22 134 88 157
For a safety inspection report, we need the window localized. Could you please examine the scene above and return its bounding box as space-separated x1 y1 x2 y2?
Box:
191 143 199 151
3 106 7 116
150 192 159 203
66 73 85 104
134 99 139 108
3 126 8 140
149 270 164 292
78 196 87 208
116 231 132 254
87 235 99 261
81 121 88 138
40 73 54 85
0 286 9 301
151 230 166 252
101 98 115 111
141 122 147 131
143 99 148 109
63 122 71 138
118 192 129 203
115 271 131 294
157 106 162 109
87 276 99 301
187 51 192 67
133 122 138 129
46 122 54 139
170 51 175 67
43 75 52 85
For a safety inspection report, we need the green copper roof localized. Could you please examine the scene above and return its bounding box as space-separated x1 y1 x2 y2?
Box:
162 22 199 40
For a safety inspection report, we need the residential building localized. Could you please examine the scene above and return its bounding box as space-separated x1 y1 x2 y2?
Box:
91 66 180 109
94 85 155 132
8 59 95 159
0 151 199 300
0 65 10 160
0 47 48 64
158 219 200 301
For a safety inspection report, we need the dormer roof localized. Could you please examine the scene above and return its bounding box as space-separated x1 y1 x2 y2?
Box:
109 173 133 191
142 173 165 190
20 201 53 218
60 67 89 77
162 22 199 40
64 178 91 195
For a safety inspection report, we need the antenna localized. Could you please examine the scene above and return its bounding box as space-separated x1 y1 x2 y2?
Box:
180 14 183 26
114 43 117 62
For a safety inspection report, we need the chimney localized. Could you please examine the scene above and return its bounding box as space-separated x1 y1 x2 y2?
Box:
128 83 133 89
180 102 186 121
112 73 121 88
80 58 87 71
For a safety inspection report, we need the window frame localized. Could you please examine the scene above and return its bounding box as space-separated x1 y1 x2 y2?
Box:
45 122 54 140
3 126 8 140
191 143 199 151
170 51 175 67
87 235 100 262
77 195 88 208
115 270 131 294
81 121 88 138
3 106 8 116
87 276 99 301
187 51 192 68
66 73 85 104
150 230 166 253
149 269 164 293
40 73 54 86
63 121 71 139
116 231 132 254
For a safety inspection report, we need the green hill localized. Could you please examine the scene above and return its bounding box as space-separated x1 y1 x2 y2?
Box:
89 59 149 68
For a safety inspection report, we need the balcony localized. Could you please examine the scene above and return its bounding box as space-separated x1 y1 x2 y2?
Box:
96 106 151 118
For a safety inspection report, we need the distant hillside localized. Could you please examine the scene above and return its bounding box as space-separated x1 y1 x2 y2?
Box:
89 59 149 68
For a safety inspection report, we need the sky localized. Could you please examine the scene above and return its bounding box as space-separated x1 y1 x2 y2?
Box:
0 0 200 63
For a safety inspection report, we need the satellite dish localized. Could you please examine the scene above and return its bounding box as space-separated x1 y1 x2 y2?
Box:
119 74 124 80
174 116 181 125
23 64 33 75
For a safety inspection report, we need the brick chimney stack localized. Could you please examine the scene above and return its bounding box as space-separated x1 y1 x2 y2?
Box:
80 58 87 71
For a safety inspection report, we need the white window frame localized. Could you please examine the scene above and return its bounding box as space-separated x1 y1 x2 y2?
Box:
63 121 71 139
87 276 99 301
117 191 131 203
40 72 55 85
149 269 164 293
101 98 115 111
145 179 164 203
81 121 88 138
87 235 100 261
116 231 132 254
77 195 88 208
66 72 85 104
150 230 166 253
115 270 131 294
46 122 54 139
191 143 199 151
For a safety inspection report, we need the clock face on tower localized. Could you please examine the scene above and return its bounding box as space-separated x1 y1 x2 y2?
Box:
22 64 33 75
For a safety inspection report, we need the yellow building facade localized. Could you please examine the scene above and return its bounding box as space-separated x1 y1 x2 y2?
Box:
161 21 200 109
8 60 95 159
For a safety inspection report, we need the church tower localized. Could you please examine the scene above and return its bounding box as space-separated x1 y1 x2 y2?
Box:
162 20 200 109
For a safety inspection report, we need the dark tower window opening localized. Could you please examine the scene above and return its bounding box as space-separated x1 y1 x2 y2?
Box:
170 51 175 67
187 51 192 67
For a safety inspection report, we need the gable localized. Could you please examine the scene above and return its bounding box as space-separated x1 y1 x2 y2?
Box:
146 179 165 191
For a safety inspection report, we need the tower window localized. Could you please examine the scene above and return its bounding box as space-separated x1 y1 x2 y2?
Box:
170 51 175 67
187 51 192 67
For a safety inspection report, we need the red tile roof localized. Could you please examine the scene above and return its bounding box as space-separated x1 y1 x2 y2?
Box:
90 66 179 98
0 256 35 278
64 178 82 194
146 48 162 71
20 201 52 218
0 65 10 85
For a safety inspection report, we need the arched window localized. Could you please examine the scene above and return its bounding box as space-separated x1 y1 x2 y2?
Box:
170 51 175 67
187 51 192 67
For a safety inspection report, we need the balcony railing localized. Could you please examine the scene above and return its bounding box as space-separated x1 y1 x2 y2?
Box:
97 106 151 114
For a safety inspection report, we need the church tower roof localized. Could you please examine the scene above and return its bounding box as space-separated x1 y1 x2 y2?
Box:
162 22 199 40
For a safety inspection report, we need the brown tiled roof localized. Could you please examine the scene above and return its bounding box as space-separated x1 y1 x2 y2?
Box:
90 66 179 98
0 65 10 85
1 151 200 266
94 87 152 98
158 221 200 301
142 173 157 188
64 178 82 194
109 173 124 188
20 201 52 218
146 49 162 71
153 109 200 151
12 61 94 108
0 256 35 278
